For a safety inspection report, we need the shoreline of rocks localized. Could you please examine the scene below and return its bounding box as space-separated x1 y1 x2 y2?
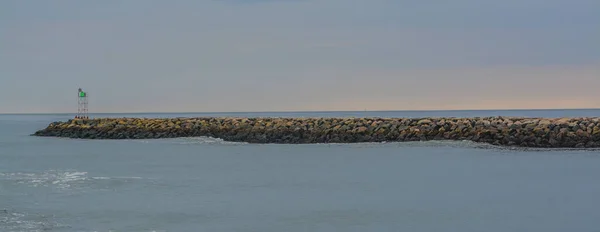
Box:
31 116 600 148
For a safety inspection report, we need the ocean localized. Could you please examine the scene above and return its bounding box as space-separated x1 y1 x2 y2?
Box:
2 110 600 232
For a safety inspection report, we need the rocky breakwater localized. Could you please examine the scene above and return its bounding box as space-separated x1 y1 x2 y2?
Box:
32 117 600 148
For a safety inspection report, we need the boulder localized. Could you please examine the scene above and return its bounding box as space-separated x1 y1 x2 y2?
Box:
29 116 600 148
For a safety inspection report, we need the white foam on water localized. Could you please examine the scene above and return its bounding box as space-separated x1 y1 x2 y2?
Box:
174 136 248 145
291 140 600 153
0 170 145 190
0 170 88 189
0 208 70 232
171 137 496 149
395 140 497 149
172 137 497 150
124 136 600 153
91 176 143 180
308 140 494 149
123 136 249 145
116 136 537 151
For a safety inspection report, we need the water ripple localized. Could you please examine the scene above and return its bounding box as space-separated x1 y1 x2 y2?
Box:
0 208 70 232
0 170 144 190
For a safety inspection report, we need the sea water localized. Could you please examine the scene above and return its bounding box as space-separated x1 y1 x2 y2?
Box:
2 110 600 232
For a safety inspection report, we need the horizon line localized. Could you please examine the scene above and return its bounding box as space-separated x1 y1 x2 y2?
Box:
2 107 600 115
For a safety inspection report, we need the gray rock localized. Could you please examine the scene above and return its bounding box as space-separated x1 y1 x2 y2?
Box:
30 116 600 148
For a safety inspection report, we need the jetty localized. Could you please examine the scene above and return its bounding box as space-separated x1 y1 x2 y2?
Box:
32 117 600 148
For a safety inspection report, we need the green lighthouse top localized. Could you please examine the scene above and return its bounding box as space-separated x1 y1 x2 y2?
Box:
78 88 86 97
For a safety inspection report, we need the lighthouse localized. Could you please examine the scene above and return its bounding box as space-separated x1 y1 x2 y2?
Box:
76 88 89 119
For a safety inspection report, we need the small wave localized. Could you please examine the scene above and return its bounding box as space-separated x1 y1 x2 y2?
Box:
0 170 88 189
307 140 495 149
126 136 600 152
0 208 70 232
178 138 495 148
91 176 143 180
400 140 600 152
0 170 144 190
397 140 499 149
174 136 248 145
295 140 600 152
127 136 248 145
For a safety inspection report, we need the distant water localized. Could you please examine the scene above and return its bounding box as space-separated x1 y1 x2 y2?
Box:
2 110 600 232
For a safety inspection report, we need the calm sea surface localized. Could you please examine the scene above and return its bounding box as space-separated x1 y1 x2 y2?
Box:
2 110 600 232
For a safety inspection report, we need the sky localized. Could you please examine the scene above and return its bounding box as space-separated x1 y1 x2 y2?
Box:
1 0 599 113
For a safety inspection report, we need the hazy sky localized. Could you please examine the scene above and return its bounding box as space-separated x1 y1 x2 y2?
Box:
1 0 599 113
